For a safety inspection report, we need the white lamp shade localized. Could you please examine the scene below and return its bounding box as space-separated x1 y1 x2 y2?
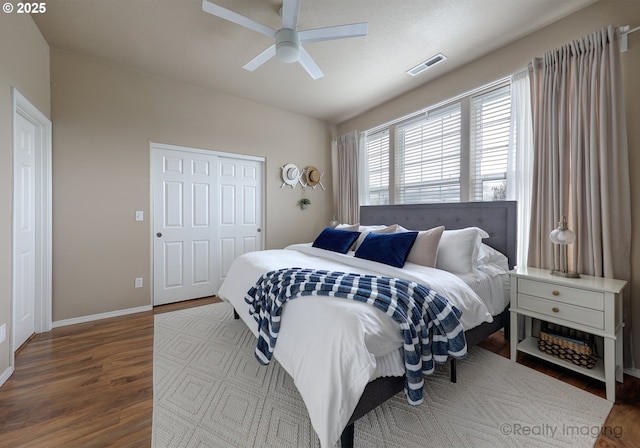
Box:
549 228 575 245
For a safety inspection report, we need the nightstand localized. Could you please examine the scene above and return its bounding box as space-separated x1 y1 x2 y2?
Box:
509 266 627 402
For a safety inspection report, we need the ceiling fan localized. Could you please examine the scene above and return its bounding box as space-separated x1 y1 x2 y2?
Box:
202 0 368 79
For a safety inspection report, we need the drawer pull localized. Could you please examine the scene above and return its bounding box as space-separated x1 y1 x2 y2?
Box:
552 307 560 313
552 290 560 296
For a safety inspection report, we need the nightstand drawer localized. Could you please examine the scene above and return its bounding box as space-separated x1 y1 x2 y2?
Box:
518 293 604 329
518 278 604 310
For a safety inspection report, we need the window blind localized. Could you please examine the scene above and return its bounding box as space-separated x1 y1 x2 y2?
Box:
470 85 511 201
364 130 390 205
396 104 461 203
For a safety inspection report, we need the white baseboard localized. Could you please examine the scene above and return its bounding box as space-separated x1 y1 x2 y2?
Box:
624 367 640 380
0 366 13 388
52 305 153 328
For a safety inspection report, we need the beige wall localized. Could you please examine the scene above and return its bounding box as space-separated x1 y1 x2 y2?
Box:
50 49 333 321
338 0 640 368
0 14 50 377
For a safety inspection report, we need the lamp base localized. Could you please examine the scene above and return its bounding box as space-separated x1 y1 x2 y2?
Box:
550 270 581 279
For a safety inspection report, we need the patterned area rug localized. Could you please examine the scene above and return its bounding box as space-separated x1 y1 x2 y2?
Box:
153 302 613 448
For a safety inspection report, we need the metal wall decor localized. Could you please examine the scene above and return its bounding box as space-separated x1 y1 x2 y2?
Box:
280 163 326 190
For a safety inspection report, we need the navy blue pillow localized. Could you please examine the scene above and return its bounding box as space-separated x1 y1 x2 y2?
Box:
312 227 361 254
354 231 418 268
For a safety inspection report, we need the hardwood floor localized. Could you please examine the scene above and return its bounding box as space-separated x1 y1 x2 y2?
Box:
1 297 638 447
0 297 219 448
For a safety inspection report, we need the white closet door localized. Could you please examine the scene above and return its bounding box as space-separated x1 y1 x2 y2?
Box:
152 148 218 305
152 145 264 306
217 157 264 287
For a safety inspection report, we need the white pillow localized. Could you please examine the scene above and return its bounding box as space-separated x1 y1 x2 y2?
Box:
335 223 360 231
436 227 489 274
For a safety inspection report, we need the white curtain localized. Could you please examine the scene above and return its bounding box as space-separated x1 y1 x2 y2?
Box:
334 131 361 224
527 25 632 365
506 70 534 269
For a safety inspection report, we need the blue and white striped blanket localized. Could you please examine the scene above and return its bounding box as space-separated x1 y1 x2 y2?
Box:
244 267 467 405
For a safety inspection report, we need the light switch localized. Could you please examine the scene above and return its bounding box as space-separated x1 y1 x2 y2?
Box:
135 211 144 222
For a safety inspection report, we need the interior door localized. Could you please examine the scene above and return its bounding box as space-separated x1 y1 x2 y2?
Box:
217 157 264 286
152 148 218 305
13 112 36 349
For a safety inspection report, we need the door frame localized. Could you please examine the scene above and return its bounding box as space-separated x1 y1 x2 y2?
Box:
149 142 265 306
11 88 52 359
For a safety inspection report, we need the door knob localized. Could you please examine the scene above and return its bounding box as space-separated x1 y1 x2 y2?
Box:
156 232 162 237
257 228 262 233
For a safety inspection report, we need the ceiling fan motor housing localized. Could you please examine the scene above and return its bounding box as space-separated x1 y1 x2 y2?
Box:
275 28 300 63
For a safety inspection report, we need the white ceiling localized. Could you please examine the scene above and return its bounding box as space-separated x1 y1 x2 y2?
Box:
33 0 597 124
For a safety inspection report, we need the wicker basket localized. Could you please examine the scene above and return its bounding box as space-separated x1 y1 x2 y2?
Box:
537 323 597 369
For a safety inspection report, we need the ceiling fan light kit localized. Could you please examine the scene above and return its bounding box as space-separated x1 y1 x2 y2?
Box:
276 28 300 63
202 0 368 79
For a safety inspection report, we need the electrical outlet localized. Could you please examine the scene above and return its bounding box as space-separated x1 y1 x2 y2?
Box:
0 323 6 344
135 277 143 288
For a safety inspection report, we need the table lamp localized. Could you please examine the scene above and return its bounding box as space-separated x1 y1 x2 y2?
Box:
549 216 580 278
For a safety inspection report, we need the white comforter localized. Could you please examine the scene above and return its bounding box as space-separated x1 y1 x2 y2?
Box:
217 244 492 448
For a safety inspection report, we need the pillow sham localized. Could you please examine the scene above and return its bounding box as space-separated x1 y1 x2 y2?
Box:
312 227 361 254
405 225 445 268
354 231 418 268
436 227 489 274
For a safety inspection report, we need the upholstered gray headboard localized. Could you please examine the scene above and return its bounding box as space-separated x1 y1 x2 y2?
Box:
360 201 517 269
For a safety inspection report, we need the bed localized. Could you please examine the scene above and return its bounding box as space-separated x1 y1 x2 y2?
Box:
217 201 517 448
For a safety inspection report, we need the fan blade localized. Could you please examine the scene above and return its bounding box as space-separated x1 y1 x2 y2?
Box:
202 0 276 38
243 45 276 71
281 0 300 30
298 46 324 80
299 23 368 43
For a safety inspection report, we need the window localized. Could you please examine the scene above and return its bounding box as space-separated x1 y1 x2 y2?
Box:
363 130 389 205
470 85 511 201
396 105 461 203
363 82 511 205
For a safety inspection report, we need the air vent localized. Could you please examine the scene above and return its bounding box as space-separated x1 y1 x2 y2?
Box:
406 53 447 77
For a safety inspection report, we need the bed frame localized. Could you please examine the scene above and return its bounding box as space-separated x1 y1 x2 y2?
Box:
339 201 517 447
